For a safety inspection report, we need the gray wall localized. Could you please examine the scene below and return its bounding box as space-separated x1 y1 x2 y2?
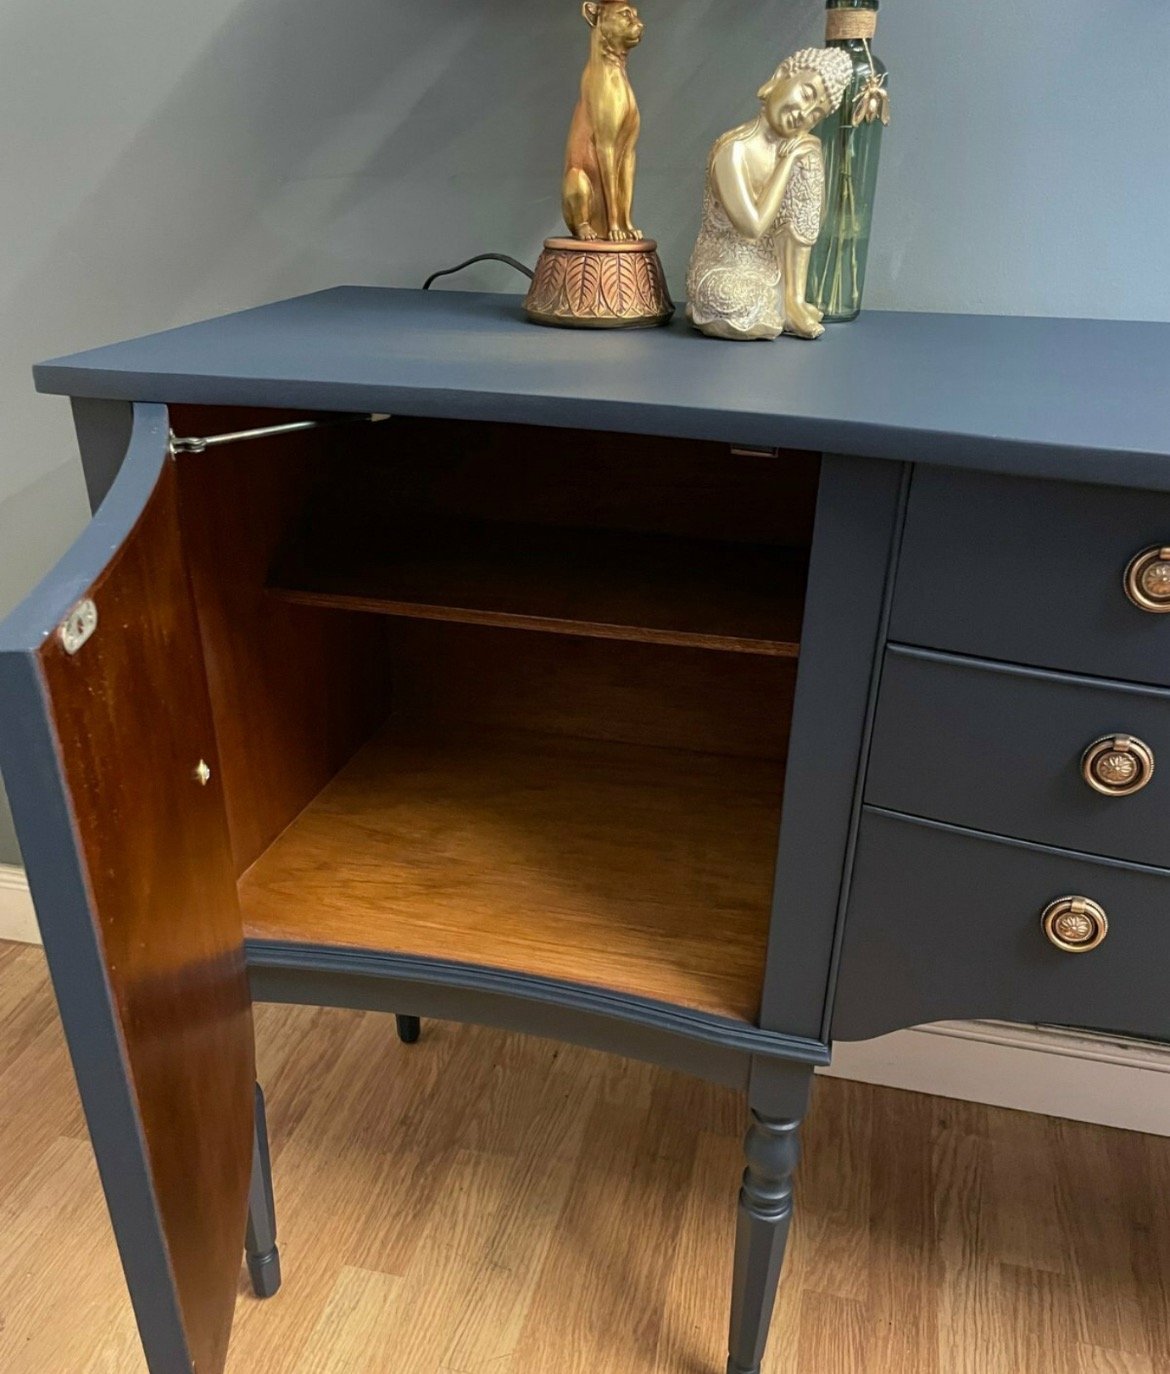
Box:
1 0 1168 864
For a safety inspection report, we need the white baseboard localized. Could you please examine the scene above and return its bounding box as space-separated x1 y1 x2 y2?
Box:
0 864 39 945
2 860 1167 1133
824 1020 1170 1136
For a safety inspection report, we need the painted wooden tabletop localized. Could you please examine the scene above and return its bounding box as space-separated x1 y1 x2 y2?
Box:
33 287 1170 488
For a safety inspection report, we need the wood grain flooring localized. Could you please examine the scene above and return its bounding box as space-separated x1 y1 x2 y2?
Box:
1 939 1169 1373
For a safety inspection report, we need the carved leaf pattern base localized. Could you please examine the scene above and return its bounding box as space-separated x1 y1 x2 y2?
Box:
525 238 674 329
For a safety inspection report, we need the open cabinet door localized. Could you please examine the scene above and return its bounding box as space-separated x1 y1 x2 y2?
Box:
0 404 254 1374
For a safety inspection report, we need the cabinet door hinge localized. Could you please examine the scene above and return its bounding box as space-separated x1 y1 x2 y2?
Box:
168 413 389 455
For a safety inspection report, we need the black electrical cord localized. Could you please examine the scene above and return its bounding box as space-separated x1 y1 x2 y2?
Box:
422 253 534 291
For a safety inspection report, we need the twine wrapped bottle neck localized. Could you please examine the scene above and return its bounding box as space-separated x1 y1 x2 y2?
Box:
825 9 878 40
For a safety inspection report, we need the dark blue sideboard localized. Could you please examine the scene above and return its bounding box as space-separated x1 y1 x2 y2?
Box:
2 288 1168 1374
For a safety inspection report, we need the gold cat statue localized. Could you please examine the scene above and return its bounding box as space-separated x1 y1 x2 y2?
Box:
524 1 673 329
562 1 644 243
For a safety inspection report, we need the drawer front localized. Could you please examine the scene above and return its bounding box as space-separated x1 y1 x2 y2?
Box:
831 809 1170 1042
891 468 1170 686
867 648 1170 868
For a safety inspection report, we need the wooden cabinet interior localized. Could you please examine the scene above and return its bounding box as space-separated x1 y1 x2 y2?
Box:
269 416 809 656
174 407 819 1024
240 723 785 1021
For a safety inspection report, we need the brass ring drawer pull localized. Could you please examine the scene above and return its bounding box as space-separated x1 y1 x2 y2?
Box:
1124 545 1170 612
1081 734 1155 796
1041 896 1109 953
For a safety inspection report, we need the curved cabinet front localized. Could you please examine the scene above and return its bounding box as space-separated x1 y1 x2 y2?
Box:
831 808 1170 1042
0 404 255 1374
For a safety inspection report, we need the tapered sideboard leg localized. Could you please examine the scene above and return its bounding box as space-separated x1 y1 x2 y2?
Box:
246 1082 282 1299
395 1014 421 1044
726 1110 803 1374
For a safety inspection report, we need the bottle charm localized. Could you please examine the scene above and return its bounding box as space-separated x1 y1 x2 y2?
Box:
851 61 889 127
808 0 891 323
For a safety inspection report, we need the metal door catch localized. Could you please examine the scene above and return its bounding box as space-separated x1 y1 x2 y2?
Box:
58 599 98 655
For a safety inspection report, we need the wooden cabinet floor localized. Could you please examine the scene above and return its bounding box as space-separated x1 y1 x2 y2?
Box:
2 937 1168 1374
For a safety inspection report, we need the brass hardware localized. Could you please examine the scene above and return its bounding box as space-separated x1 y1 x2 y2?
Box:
1081 734 1155 796
168 413 389 456
58 599 98 655
1041 896 1109 953
193 760 212 787
1124 545 1170 613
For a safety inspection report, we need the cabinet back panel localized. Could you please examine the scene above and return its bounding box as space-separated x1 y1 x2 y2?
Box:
338 416 820 546
383 620 796 762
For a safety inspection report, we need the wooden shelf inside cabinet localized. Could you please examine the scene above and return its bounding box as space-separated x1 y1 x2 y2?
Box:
268 516 805 657
238 724 784 1022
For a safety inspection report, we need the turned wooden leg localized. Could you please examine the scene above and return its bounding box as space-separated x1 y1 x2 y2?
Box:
395 1014 421 1045
726 1111 802 1374
246 1083 281 1298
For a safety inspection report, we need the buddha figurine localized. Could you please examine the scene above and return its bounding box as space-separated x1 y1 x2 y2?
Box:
686 46 853 341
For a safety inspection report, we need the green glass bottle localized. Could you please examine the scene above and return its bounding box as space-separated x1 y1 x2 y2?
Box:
809 0 889 323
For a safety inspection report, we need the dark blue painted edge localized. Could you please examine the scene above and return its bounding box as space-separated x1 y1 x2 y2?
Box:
0 404 171 655
28 289 1170 492
758 455 909 1040
862 804 1170 876
888 642 1170 700
0 406 194 1373
243 940 832 1067
32 363 1170 492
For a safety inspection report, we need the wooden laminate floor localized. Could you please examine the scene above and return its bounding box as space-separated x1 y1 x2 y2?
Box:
1 938 1168 1373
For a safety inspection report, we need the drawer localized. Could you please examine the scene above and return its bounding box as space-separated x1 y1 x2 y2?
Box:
891 468 1170 686
831 809 1170 1042
867 648 1170 868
